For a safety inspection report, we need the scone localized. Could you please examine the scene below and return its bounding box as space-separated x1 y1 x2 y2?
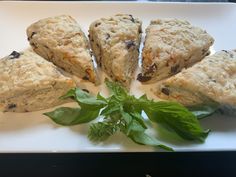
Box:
138 19 214 83
89 14 142 87
0 49 76 112
27 15 99 84
153 50 236 106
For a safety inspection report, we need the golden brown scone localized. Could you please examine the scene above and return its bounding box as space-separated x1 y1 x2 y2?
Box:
138 19 214 83
89 14 142 87
153 50 236 106
27 15 99 84
0 49 75 112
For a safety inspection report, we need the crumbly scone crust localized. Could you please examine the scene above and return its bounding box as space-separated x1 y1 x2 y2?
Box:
138 19 214 83
154 50 236 106
89 14 142 87
27 15 99 84
0 49 75 112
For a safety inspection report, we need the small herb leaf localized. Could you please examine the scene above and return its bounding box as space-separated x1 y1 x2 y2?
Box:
59 88 76 100
88 122 118 142
128 131 173 151
105 79 127 99
188 103 219 119
44 107 99 125
144 101 209 142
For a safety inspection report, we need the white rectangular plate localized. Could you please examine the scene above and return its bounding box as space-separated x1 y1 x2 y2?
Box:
0 1 236 152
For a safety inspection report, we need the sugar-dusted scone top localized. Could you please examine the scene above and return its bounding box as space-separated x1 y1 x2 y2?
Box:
27 15 99 84
153 50 236 106
138 19 214 83
89 14 142 87
0 49 76 112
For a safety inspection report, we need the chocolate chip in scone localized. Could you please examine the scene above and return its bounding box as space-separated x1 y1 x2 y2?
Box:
30 42 37 49
129 15 135 23
28 32 37 41
95 22 101 27
82 75 89 80
138 27 142 34
145 63 157 75
125 40 135 49
105 33 110 40
8 103 17 109
205 51 210 57
170 64 179 74
161 87 170 96
223 50 234 58
90 38 94 42
82 89 89 93
98 61 102 67
222 50 229 53
31 32 36 38
201 48 208 56
212 79 216 83
9 51 21 59
137 73 152 82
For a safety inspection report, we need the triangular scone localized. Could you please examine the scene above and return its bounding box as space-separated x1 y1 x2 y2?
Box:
89 14 142 87
27 15 99 84
153 50 236 106
0 49 76 112
138 19 214 83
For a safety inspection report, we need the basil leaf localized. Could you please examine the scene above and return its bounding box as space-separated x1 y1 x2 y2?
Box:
74 89 106 109
105 79 127 100
130 94 151 113
97 92 108 103
122 116 172 151
130 112 147 129
125 119 145 135
44 107 99 125
59 88 76 100
128 131 173 151
61 88 106 110
100 96 120 114
123 95 143 113
188 103 219 119
144 101 210 142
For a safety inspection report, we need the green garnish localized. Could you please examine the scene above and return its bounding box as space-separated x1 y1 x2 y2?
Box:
44 79 212 151
188 103 219 119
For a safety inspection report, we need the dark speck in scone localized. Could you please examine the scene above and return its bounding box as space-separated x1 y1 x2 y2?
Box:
154 50 236 107
89 14 142 88
26 15 100 85
139 18 214 84
9 51 21 59
7 103 17 109
0 49 76 112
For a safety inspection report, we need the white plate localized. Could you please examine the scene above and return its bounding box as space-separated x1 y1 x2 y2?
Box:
0 1 236 152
